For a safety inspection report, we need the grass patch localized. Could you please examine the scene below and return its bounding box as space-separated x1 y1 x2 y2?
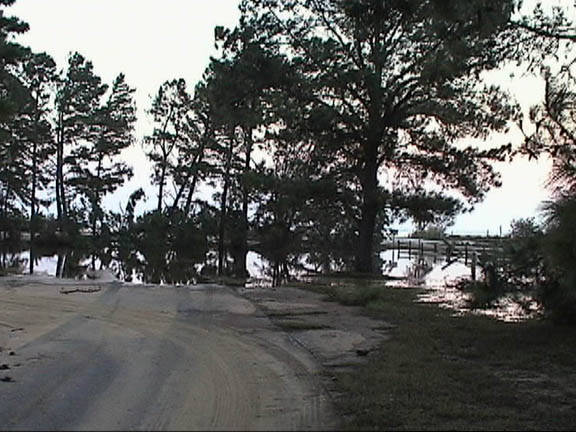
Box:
326 285 383 307
294 279 576 431
201 276 247 287
296 277 392 308
275 319 331 331
266 309 328 317
0 267 21 277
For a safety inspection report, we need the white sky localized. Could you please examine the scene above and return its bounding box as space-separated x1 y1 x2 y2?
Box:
8 0 559 235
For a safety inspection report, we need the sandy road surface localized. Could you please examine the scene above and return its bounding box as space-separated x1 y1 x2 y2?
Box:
0 276 336 431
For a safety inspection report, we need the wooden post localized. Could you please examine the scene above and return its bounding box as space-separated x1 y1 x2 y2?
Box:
471 251 477 281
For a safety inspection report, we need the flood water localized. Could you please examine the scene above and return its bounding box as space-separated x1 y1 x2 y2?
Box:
1 241 540 322
380 247 541 322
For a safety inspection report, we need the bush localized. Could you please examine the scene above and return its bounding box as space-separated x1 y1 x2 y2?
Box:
454 218 546 314
454 214 576 324
539 197 576 323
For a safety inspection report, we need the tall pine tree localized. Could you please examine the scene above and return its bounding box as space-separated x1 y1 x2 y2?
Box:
54 52 107 230
144 78 192 213
69 73 136 238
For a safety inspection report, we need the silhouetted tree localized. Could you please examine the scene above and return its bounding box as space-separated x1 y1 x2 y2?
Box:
68 73 136 240
239 0 523 273
205 23 290 277
0 0 30 237
54 52 107 230
18 52 58 252
144 78 192 213
169 83 214 219
0 0 29 120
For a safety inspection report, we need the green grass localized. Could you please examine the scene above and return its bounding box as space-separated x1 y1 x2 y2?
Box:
294 279 576 431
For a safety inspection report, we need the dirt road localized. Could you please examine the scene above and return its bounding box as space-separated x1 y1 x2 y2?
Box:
0 276 336 431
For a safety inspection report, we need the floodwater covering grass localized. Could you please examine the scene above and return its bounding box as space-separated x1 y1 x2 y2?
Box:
297 279 576 430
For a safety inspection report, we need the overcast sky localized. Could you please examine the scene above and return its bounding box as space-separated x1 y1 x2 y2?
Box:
8 0 557 235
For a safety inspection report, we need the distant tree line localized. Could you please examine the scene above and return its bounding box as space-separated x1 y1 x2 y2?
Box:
1 0 575 295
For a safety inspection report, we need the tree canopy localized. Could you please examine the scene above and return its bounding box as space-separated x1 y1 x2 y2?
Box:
232 0 523 272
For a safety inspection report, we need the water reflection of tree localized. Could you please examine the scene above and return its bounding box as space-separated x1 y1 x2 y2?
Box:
55 248 87 278
253 252 303 287
0 245 25 272
388 250 435 284
117 210 209 284
407 254 435 281
253 222 300 287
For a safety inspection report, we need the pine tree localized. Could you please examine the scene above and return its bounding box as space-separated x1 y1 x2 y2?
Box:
54 52 107 230
239 0 522 273
0 0 30 236
16 52 57 255
0 0 29 120
169 82 214 219
68 73 136 239
205 23 290 277
144 78 192 213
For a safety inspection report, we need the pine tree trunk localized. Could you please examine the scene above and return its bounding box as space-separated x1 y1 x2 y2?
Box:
156 107 175 213
354 140 379 274
235 127 252 278
92 155 102 238
29 140 38 274
157 162 166 213
170 181 187 215
183 168 200 217
55 110 69 231
172 143 205 218
182 139 207 218
0 186 10 241
355 51 384 274
29 104 40 274
217 135 234 276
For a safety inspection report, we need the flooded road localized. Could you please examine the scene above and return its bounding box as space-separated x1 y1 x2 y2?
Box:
0 277 336 430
